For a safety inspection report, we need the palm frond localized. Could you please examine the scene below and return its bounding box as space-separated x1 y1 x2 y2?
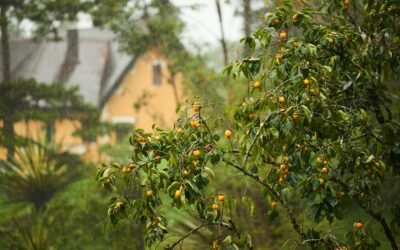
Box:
0 136 73 209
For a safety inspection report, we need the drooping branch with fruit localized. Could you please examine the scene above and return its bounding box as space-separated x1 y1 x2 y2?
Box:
97 1 400 249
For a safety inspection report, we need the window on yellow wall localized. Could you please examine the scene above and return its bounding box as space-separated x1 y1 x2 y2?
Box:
152 64 162 86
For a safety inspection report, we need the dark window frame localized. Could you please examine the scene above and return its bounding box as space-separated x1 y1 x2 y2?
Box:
152 63 162 86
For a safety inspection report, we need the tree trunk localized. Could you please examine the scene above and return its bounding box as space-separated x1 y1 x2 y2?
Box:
135 224 145 250
1 3 11 82
4 115 15 160
242 0 251 57
1 3 15 160
215 0 228 66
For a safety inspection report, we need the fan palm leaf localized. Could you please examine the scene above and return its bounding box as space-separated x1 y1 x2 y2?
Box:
0 138 70 209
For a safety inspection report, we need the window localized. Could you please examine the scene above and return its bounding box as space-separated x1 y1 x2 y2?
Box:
152 63 162 86
111 117 135 141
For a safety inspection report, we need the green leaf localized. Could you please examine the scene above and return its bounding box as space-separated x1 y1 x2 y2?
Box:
269 127 280 138
365 155 374 163
300 105 312 123
267 209 279 221
223 235 232 245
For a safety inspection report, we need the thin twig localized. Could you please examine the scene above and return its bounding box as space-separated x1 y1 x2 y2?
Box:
227 161 306 239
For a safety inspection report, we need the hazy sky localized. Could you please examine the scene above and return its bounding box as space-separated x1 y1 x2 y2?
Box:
75 0 244 49
173 0 244 46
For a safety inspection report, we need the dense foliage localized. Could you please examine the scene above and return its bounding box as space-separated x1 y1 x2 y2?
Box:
97 1 400 249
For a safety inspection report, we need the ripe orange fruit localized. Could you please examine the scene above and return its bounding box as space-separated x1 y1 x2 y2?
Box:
388 5 393 12
183 170 189 177
248 113 256 121
175 190 181 199
319 178 325 185
292 112 300 121
212 240 219 250
271 201 278 208
279 31 287 42
323 160 328 165
122 167 127 173
137 135 146 143
191 119 199 128
303 78 310 85
193 160 198 168
212 203 219 210
355 222 363 230
321 167 329 174
192 104 200 112
146 190 153 197
278 96 285 103
253 81 261 89
279 164 286 170
193 150 200 158
344 0 350 9
217 194 225 202
115 201 123 209
224 129 232 139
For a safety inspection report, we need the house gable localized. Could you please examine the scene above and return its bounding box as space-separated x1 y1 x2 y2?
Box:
102 50 182 131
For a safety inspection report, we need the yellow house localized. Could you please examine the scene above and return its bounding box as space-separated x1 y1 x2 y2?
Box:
0 28 182 159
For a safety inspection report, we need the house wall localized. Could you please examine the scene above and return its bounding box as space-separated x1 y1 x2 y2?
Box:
0 50 183 160
103 50 182 131
0 119 83 160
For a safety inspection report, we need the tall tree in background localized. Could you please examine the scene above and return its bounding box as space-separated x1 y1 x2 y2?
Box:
90 0 185 107
215 0 229 66
0 0 93 159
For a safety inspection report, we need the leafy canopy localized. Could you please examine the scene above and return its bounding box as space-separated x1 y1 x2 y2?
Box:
97 1 400 249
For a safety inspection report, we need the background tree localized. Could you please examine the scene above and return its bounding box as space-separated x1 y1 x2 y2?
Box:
0 79 111 158
0 0 95 159
97 1 400 249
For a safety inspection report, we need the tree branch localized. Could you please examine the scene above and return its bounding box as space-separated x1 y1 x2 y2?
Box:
227 161 306 239
330 177 398 250
166 220 249 250
241 112 275 168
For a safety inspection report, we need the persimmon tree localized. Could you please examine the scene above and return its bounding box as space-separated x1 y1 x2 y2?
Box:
97 1 400 249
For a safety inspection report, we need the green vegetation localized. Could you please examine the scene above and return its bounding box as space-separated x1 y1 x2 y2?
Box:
1 0 399 249
97 1 400 249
